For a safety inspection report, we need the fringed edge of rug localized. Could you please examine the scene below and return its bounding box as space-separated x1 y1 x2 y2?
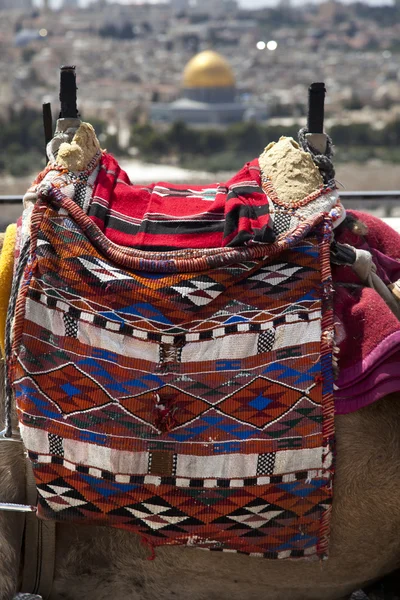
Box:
317 217 336 559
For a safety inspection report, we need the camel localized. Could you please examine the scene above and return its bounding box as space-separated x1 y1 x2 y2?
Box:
1 130 400 600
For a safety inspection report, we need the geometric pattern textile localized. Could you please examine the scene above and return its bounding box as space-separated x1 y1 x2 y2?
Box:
11 155 335 560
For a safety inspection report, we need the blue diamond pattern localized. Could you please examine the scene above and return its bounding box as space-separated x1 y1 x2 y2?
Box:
249 394 273 410
61 383 81 397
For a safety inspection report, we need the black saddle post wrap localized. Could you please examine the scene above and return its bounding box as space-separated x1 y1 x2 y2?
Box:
59 65 79 119
42 102 53 161
307 82 326 134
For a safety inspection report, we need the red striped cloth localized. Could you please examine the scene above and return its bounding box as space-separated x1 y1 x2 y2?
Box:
88 154 275 250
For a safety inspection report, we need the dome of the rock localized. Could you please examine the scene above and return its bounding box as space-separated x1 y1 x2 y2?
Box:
151 49 267 124
182 50 235 89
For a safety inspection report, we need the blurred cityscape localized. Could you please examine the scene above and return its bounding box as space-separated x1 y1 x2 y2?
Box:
0 0 400 191
2 0 400 127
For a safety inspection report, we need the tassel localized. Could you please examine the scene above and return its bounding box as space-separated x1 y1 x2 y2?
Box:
141 535 156 561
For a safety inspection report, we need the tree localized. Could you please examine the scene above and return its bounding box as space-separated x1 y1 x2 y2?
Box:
166 121 203 154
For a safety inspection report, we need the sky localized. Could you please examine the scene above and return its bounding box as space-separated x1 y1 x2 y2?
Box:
33 0 393 7
240 0 391 4
244 0 392 4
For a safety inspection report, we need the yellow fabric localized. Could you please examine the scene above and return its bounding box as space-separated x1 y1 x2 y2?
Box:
0 224 17 357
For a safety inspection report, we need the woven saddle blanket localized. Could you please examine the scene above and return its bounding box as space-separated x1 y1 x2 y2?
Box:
85 154 400 414
10 153 344 559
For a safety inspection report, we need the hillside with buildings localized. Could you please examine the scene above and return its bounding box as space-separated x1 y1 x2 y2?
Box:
0 0 399 187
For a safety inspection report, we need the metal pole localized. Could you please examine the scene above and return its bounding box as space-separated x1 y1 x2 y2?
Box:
42 102 53 160
307 82 326 134
59 65 79 119
0 502 37 513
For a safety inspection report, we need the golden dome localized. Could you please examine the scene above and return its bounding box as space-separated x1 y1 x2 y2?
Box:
183 50 235 89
